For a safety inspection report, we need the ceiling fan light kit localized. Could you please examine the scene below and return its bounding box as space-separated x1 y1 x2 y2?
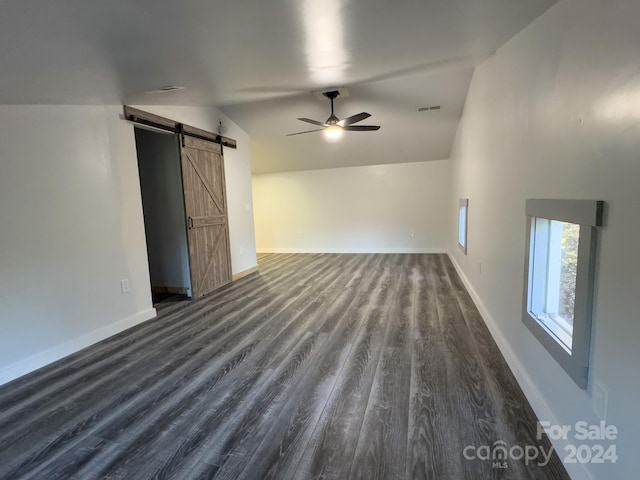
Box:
324 124 344 140
287 90 380 139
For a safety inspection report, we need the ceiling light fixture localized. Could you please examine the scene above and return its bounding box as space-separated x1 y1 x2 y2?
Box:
324 124 343 140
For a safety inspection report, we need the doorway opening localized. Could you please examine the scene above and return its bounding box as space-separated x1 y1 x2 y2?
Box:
134 127 192 304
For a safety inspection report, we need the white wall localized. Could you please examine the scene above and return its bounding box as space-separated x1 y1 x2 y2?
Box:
253 160 449 253
0 104 257 385
135 128 191 294
0 105 156 384
136 106 258 275
449 1 640 478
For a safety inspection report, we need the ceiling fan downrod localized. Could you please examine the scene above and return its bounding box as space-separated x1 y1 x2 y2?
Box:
324 91 340 125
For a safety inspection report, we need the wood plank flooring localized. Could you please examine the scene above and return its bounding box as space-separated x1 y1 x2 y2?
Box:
0 254 570 480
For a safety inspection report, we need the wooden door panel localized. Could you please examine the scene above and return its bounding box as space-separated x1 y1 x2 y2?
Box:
180 136 232 297
192 215 226 228
189 223 230 296
184 149 225 215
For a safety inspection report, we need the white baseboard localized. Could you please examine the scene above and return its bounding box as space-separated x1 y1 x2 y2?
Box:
0 307 157 387
257 247 448 254
232 264 259 281
447 253 592 480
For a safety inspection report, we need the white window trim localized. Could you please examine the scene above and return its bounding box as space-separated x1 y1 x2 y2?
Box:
522 199 604 389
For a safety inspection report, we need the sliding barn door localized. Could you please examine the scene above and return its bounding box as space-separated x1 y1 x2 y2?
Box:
180 136 232 297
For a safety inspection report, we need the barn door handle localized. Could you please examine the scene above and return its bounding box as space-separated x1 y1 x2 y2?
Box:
187 216 194 230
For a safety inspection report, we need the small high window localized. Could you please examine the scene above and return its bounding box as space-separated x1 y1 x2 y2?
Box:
523 199 604 388
527 218 579 351
458 199 468 254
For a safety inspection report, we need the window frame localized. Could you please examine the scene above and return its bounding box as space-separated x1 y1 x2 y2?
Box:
458 198 469 254
522 199 604 389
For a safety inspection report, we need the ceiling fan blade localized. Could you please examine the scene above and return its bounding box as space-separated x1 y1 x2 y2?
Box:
338 112 371 127
298 118 327 127
343 125 381 131
286 128 325 136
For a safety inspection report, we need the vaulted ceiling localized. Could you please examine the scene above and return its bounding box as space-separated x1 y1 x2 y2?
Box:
0 0 557 173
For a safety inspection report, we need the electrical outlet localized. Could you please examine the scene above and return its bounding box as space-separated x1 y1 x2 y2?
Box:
592 379 609 421
120 279 131 294
410 230 415 238
244 203 251 213
239 247 245 256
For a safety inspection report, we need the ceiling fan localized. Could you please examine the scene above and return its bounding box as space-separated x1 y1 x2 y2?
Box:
287 90 380 139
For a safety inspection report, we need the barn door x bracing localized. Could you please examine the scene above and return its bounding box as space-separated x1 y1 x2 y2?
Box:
180 135 232 297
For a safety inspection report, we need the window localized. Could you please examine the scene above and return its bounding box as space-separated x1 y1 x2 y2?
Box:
527 218 579 351
523 199 604 388
458 199 468 254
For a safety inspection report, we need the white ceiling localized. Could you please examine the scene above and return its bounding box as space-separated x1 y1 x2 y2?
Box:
0 0 557 172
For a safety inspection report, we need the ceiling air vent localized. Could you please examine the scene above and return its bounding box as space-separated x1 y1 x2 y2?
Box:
157 85 185 92
143 85 186 94
417 105 441 112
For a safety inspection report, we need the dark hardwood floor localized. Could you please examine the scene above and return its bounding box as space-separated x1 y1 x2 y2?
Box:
0 254 569 479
